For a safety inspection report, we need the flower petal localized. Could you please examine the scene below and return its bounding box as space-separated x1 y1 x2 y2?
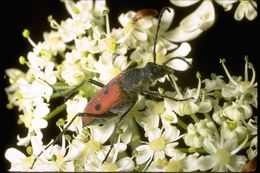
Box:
164 27 203 42
117 157 135 171
162 126 180 143
136 145 153 164
5 148 26 163
160 8 175 31
198 155 215 171
89 120 115 144
170 0 200 7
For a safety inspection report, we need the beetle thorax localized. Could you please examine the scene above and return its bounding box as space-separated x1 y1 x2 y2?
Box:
120 62 172 95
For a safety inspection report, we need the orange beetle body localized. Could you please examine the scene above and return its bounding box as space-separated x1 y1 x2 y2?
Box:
81 62 174 126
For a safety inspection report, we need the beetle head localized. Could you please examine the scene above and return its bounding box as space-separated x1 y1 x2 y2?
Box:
143 62 174 80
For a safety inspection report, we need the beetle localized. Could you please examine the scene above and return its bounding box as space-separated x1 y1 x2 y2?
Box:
31 7 190 168
243 157 256 172
132 9 158 22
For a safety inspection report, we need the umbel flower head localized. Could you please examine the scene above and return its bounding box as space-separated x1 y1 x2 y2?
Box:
5 0 257 172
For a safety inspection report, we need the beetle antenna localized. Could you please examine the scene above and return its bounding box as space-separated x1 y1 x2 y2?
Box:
153 7 171 63
30 114 79 169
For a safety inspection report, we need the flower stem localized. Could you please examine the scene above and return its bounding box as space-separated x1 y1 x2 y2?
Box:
204 113 212 121
177 147 207 154
177 118 187 130
190 113 199 123
45 103 67 120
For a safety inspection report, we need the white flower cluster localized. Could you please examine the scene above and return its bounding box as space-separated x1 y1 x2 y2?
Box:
4 0 257 172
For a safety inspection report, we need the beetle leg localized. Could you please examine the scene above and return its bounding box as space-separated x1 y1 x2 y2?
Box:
40 78 105 100
142 89 192 101
64 79 105 101
103 102 135 163
77 112 118 118
142 90 164 100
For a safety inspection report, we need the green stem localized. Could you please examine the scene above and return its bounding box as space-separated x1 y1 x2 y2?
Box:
129 116 142 153
45 103 67 120
50 92 63 99
190 113 199 123
177 118 187 130
177 147 207 154
204 113 212 121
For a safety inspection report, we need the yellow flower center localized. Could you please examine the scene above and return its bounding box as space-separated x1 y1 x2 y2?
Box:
149 101 164 114
109 67 121 78
216 148 230 166
155 159 168 168
238 81 250 91
101 163 118 171
105 38 117 52
86 139 101 154
124 22 135 34
56 154 65 167
22 156 34 168
156 53 166 65
166 160 182 172
164 114 173 122
149 138 165 151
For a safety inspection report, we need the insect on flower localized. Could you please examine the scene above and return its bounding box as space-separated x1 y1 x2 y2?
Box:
31 7 191 168
243 157 257 172
132 9 158 22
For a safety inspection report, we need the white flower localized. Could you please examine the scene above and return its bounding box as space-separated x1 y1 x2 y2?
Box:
165 1 215 42
147 153 200 172
4 0 258 171
222 120 248 142
34 135 75 171
85 154 135 172
67 120 115 168
183 119 217 148
64 0 107 26
164 90 199 117
65 95 88 131
93 53 128 83
243 118 257 160
170 0 200 7
234 0 257 21
164 42 192 71
42 31 66 55
198 129 248 172
5 148 35 171
135 100 162 128
116 10 156 48
161 99 178 126
215 0 238 11
60 49 90 85
223 102 252 121
27 50 57 85
202 74 226 92
164 73 212 117
136 124 182 170
59 17 91 42
220 58 257 107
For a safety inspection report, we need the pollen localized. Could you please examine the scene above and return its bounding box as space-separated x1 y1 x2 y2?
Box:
166 160 182 172
101 163 118 171
156 53 166 65
164 114 173 122
105 38 117 52
109 67 121 78
124 22 135 34
55 154 65 167
149 138 165 151
216 148 230 166
86 139 101 154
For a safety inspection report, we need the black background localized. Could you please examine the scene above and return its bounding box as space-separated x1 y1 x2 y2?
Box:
1 0 258 171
